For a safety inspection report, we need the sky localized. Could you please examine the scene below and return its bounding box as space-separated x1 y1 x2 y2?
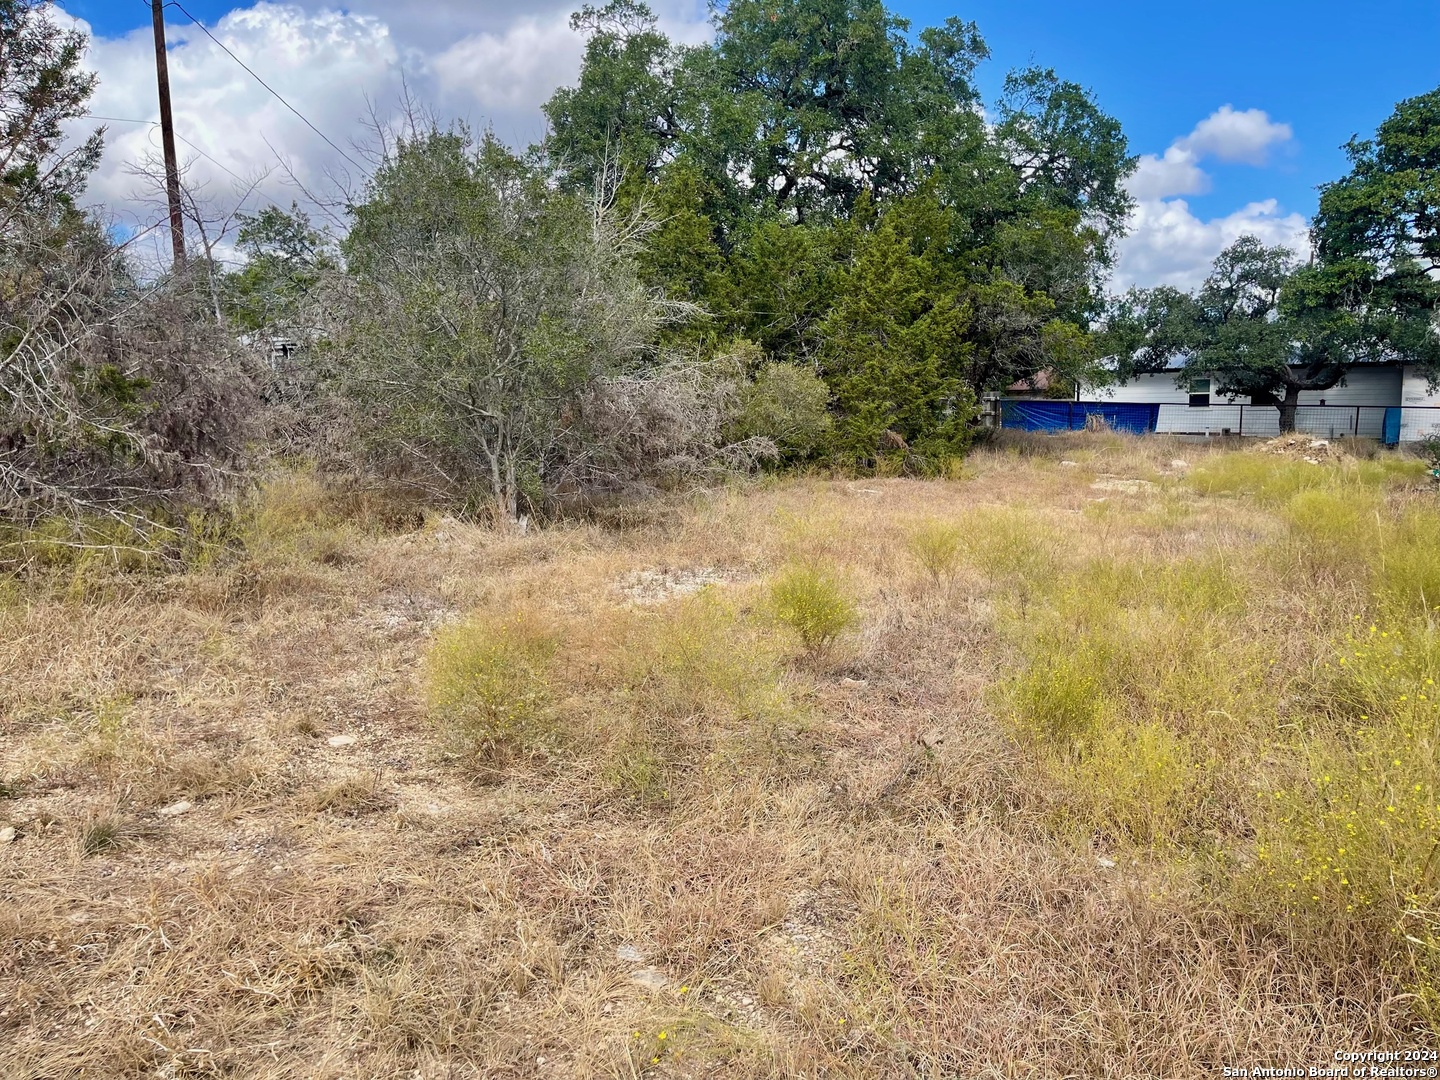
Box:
57 0 1440 290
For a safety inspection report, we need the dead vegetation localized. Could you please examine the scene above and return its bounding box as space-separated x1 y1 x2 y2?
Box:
2 433 1437 1078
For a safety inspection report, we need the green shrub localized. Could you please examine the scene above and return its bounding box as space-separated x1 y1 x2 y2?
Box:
905 520 964 587
632 593 790 723
424 613 560 767
959 508 1059 589
727 356 834 459
1007 642 1109 748
1057 722 1201 845
769 563 857 652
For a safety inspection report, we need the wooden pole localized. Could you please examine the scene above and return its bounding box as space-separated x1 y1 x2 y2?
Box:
151 0 186 270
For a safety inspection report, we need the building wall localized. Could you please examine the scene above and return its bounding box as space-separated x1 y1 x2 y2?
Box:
1087 367 1406 439
1400 366 1440 442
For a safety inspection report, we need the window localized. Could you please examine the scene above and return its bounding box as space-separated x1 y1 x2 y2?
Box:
1188 378 1211 407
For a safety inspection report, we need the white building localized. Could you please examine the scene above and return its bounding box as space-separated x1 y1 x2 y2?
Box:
1082 361 1440 442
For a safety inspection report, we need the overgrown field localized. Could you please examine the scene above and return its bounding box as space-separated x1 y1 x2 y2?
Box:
3 436 1439 1078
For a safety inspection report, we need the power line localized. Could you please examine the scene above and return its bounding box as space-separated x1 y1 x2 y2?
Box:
151 0 363 172
84 114 251 184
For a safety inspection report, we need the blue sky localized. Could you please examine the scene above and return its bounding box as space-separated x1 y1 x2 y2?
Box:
63 0 1440 287
950 0 1440 229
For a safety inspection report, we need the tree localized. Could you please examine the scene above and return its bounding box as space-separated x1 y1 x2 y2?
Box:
544 0 1132 460
222 203 337 334
332 130 685 521
0 0 103 235
0 2 255 531
1107 238 1333 431
988 67 1135 258
1304 86 1440 385
820 194 977 464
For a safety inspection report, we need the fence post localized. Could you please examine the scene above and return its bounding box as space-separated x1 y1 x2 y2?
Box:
1238 405 1244 437
1355 406 1360 436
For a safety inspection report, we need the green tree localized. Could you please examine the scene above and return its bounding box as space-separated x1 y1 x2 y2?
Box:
1304 86 1440 384
0 0 103 234
544 0 1131 458
820 194 977 464
1107 234 1428 432
333 130 679 521
543 1 694 191
988 67 1135 256
221 203 337 334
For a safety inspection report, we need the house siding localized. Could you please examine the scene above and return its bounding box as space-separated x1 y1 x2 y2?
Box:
1087 367 1405 439
1400 366 1440 442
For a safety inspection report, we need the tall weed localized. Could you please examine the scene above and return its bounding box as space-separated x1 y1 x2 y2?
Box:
770 563 857 653
425 613 560 770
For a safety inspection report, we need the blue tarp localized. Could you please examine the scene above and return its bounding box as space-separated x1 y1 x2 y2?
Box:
1383 407 1402 447
1001 400 1160 435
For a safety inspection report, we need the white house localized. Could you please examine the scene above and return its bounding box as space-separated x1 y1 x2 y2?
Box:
1081 361 1440 442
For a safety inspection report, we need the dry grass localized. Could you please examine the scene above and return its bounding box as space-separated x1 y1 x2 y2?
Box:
2 435 1436 1078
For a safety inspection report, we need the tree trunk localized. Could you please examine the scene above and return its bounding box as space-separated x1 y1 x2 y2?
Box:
1278 385 1301 433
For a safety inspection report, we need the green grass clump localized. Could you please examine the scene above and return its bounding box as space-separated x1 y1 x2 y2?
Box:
1057 722 1201 846
770 563 857 653
905 520 964 587
997 555 1265 845
634 592 791 723
77 814 127 857
606 591 806 799
1251 621 1440 1006
1188 452 1425 506
958 508 1059 592
424 613 560 768
1374 505 1440 618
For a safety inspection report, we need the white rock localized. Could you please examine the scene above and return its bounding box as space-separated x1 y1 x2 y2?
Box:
1169 459 1189 469
326 734 358 748
1097 856 1117 869
615 943 645 963
1059 460 1079 467
158 800 193 818
0 825 15 844
629 967 672 991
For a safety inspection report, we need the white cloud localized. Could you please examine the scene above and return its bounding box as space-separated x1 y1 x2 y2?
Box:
432 13 587 140
1126 104 1293 202
1126 145 1210 201
58 1 710 269
1114 197 1310 292
1114 105 1304 291
1180 104 1293 165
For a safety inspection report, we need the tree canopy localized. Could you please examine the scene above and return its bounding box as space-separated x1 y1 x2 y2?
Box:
543 0 1134 465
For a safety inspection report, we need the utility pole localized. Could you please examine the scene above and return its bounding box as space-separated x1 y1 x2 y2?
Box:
150 0 186 270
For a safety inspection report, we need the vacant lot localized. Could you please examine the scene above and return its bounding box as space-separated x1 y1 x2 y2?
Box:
3 435 1438 1078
